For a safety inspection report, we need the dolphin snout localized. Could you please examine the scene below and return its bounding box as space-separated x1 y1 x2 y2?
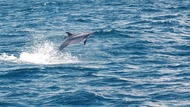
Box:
90 32 96 35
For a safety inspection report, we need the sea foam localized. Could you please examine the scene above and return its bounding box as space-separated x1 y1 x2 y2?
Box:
0 41 78 65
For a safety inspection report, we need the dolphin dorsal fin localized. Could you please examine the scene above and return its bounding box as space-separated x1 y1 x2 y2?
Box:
66 32 73 36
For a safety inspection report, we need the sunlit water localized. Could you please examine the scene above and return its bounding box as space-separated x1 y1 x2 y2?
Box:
0 0 190 106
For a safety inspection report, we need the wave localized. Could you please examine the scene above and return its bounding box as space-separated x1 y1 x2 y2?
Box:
96 29 132 38
0 41 78 65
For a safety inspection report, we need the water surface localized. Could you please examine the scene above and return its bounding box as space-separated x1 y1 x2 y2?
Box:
0 0 190 106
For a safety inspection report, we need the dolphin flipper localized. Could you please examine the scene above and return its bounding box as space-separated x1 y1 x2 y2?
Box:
84 39 87 45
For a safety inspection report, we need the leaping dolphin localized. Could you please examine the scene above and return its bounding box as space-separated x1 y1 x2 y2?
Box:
59 32 95 50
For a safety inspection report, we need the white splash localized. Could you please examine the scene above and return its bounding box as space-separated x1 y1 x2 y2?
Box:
0 41 78 65
0 53 17 61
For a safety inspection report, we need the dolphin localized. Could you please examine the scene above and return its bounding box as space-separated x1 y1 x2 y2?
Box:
59 32 95 50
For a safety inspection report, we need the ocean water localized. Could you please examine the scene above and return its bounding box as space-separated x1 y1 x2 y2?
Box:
0 0 190 106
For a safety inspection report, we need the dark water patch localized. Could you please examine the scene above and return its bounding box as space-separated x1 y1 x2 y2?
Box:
125 30 145 35
175 72 190 77
101 77 131 86
167 6 190 11
171 45 190 51
141 59 171 65
0 102 25 107
182 35 190 40
164 51 190 57
152 14 182 20
74 18 92 23
46 85 61 92
125 94 147 100
167 77 190 84
141 8 162 13
166 64 190 69
96 29 132 38
0 67 44 79
106 49 127 58
134 71 168 79
101 0 128 6
132 83 155 91
159 51 189 57
114 100 143 107
150 45 165 50
85 79 108 87
45 65 99 73
151 20 180 27
126 26 152 33
5 90 39 99
127 20 151 25
150 91 190 101
125 40 153 54
43 65 102 79
45 90 106 106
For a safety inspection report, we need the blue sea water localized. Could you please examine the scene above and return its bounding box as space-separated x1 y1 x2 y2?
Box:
0 0 190 106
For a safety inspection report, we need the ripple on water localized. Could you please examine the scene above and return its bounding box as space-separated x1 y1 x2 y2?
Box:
0 0 190 106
